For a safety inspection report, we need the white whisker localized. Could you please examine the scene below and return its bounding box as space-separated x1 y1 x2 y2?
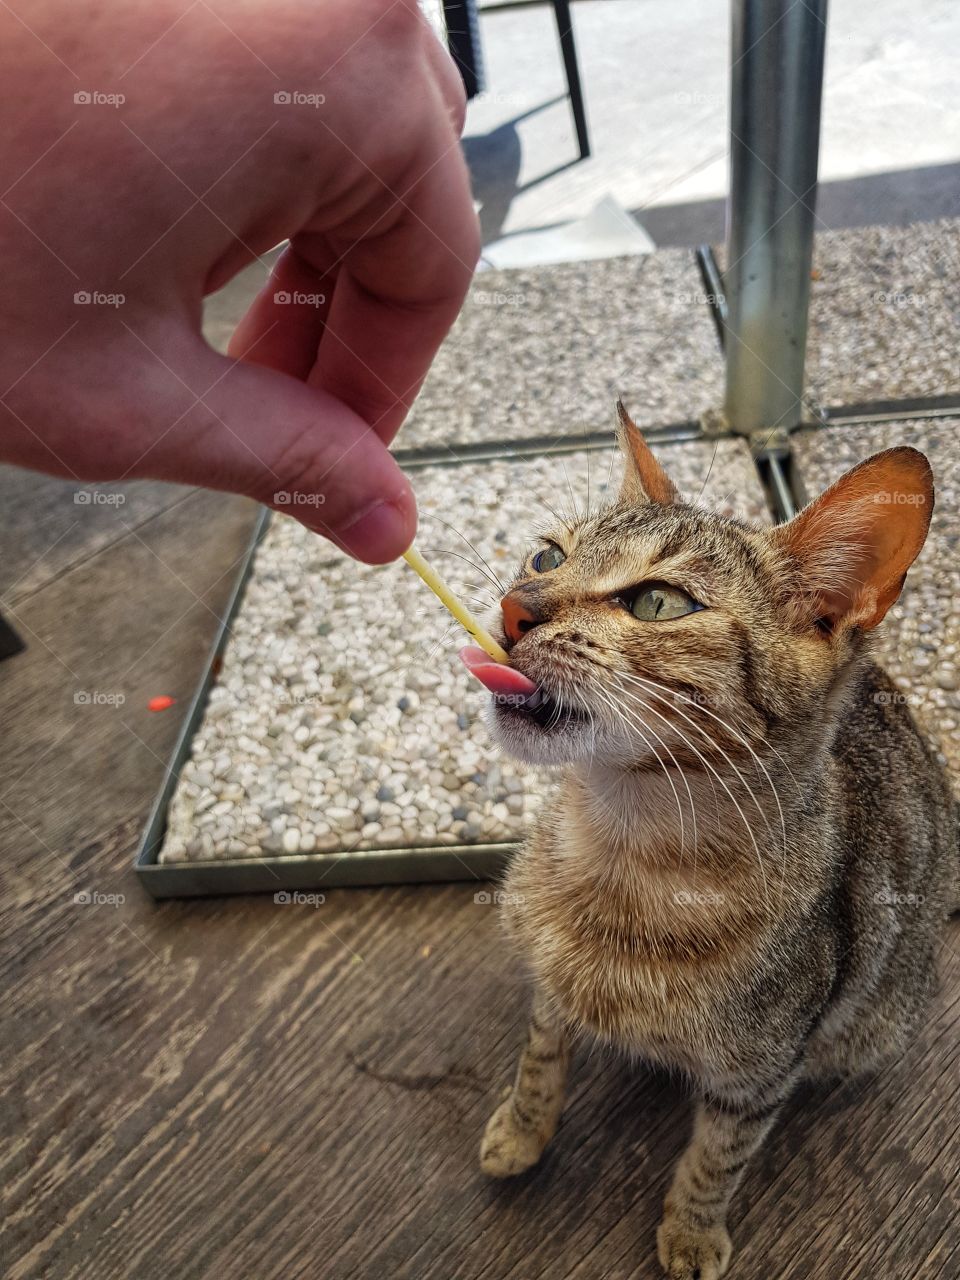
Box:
612 680 770 907
617 671 789 899
591 683 692 864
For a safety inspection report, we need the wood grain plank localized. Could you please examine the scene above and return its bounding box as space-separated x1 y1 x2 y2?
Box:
0 467 196 605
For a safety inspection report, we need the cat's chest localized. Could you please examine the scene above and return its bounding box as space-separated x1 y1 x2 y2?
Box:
501 857 736 1064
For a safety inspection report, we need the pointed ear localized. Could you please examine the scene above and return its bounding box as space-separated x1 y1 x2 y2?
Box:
616 400 679 505
772 446 933 632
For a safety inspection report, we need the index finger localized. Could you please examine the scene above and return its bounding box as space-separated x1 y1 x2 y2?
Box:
306 129 480 443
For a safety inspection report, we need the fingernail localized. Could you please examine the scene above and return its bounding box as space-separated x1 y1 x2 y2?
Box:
335 495 415 563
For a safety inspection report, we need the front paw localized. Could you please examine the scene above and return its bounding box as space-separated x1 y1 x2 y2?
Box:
656 1214 732 1280
479 1097 552 1178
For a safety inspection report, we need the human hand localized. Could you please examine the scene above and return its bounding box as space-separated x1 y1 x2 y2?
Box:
0 0 479 561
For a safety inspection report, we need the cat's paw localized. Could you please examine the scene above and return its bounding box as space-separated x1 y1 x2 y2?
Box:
479 1098 552 1177
656 1214 732 1280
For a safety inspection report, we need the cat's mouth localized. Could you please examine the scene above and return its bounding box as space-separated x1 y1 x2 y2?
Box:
499 684 590 731
459 645 589 731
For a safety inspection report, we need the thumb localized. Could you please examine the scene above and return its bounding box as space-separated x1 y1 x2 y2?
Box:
132 334 417 564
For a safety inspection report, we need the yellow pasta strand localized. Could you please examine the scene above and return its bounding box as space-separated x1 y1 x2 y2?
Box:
402 546 509 664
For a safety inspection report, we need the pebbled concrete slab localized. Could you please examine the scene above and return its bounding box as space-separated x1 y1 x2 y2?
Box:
804 219 960 409
791 419 960 784
402 249 723 451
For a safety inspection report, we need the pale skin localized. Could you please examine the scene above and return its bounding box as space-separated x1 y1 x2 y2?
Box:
0 0 480 562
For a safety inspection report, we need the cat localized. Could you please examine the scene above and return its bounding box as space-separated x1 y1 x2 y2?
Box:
477 403 958 1280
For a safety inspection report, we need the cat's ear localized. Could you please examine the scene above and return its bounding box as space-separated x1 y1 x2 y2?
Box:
772 447 933 632
616 400 679 505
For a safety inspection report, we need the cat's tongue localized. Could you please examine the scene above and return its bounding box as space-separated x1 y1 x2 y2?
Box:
459 646 538 699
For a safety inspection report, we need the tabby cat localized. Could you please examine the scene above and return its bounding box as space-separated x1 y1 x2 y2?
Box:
476 406 958 1279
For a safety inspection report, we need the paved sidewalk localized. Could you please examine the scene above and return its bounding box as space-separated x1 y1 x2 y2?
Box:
464 0 960 246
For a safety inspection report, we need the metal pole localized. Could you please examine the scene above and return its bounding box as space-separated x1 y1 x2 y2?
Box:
724 0 828 438
553 0 591 161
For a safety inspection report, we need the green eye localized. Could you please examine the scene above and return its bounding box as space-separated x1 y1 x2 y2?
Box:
532 545 565 572
629 584 703 621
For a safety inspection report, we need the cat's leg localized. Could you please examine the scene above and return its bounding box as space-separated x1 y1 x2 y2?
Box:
480 989 570 1177
656 1082 795 1280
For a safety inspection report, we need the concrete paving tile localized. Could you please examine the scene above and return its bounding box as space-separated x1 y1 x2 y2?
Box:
402 249 723 450
805 219 960 408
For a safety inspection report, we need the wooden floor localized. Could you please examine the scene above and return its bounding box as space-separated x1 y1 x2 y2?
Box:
1 470 959 1280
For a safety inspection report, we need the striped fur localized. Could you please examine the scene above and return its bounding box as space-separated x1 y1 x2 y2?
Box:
479 413 958 1279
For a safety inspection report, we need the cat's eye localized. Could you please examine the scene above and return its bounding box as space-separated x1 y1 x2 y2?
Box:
628 583 703 621
532 544 565 573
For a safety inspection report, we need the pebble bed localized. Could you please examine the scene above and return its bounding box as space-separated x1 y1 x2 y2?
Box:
804 219 960 407
402 249 724 450
159 440 768 863
792 420 960 783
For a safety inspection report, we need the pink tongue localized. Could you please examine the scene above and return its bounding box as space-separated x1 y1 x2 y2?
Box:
459 646 538 698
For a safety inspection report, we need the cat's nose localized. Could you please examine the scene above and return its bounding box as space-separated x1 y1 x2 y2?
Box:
501 592 540 643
